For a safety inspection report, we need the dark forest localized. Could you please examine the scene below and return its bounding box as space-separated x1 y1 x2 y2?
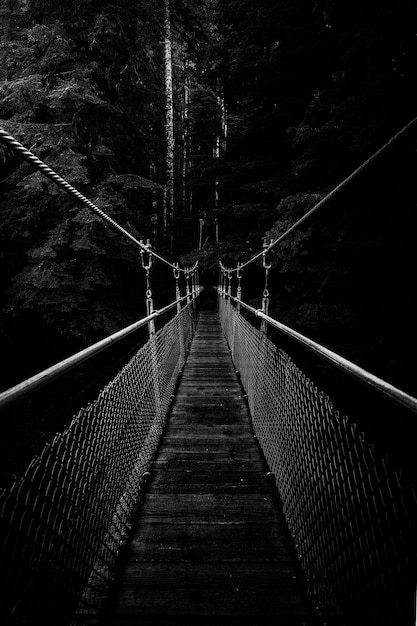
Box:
1 0 416 480
1 2 417 625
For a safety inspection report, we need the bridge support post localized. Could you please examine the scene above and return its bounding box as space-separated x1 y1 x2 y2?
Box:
191 267 197 316
185 268 191 305
260 243 271 336
236 263 242 314
141 241 162 420
174 264 185 361
228 270 239 356
192 267 200 332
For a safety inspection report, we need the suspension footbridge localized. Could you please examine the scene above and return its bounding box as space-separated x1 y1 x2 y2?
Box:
0 124 416 626
101 307 326 625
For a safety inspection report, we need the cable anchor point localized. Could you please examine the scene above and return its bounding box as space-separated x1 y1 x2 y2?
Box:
140 238 153 271
262 240 272 270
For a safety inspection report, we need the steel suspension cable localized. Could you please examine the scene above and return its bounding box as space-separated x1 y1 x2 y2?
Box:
228 116 417 273
0 126 195 274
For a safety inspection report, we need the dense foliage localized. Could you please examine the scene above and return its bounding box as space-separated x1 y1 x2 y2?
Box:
0 0 166 383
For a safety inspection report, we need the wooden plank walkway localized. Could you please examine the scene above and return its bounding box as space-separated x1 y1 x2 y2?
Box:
101 310 331 625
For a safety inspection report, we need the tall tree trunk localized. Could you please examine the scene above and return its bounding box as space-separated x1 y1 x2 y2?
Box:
182 75 190 217
164 0 174 253
213 134 220 210
220 91 228 153
214 88 227 212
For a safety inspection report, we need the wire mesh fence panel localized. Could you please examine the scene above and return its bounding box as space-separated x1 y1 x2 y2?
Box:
219 295 417 625
0 303 197 626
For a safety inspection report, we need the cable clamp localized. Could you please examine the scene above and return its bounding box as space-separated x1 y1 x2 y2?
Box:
262 241 272 269
140 239 153 270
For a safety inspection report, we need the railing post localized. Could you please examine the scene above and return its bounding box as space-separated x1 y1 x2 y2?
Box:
236 263 242 314
193 266 200 326
260 242 271 336
194 266 200 329
140 240 161 418
194 269 198 298
254 244 272 421
174 263 185 360
220 263 228 300
174 263 181 315
228 269 239 356
191 267 197 305
195 266 200 296
185 267 191 305
141 240 155 334
229 263 243 362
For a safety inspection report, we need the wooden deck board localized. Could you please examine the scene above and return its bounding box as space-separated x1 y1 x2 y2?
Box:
125 523 296 562
100 310 328 624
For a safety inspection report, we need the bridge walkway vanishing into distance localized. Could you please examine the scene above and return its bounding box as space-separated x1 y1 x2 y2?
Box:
101 307 327 625
1 122 417 626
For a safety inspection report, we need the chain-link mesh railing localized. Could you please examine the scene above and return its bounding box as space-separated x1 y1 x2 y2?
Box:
0 302 198 625
219 295 417 625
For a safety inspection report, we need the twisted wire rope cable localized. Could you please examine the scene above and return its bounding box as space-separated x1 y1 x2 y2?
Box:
225 116 417 273
0 126 197 274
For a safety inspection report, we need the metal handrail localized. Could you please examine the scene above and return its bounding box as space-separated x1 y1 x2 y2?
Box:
0 292 199 411
220 289 417 414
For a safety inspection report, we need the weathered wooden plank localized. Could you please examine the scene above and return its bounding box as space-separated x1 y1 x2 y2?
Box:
148 481 270 494
178 384 241 392
126 523 295 562
148 467 270 490
107 563 311 616
105 617 325 626
149 469 269 485
169 409 247 418
169 402 246 412
172 401 245 411
181 372 237 378
156 447 265 463
160 434 254 445
167 414 248 426
175 388 243 395
136 494 278 525
184 360 232 365
161 427 251 440
162 424 246 438
108 562 305 588
152 459 265 473
157 440 257 452
167 416 248 427
157 441 255 450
